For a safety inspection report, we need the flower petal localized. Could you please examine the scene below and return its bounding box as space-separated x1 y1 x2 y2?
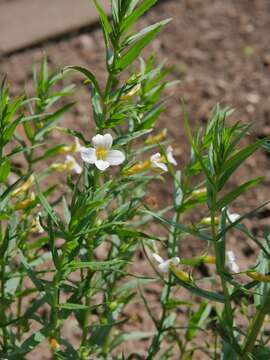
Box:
170 257 180 266
92 133 112 150
150 153 161 162
95 160 110 171
106 150 125 165
167 146 178 166
152 253 164 264
153 161 168 172
159 260 170 273
80 147 96 164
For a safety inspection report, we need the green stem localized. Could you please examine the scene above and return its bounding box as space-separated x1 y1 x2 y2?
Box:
147 211 181 359
210 209 233 328
1 262 7 350
242 290 270 357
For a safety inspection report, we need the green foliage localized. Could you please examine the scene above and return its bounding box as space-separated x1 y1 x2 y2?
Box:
0 0 269 359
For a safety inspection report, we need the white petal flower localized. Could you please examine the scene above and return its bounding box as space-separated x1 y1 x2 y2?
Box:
152 253 180 273
166 146 177 166
65 155 82 174
150 153 168 172
228 212 240 223
150 147 177 172
223 208 240 223
226 250 240 273
80 133 125 171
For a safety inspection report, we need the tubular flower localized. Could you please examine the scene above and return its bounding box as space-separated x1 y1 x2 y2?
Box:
31 213 44 234
150 146 177 172
80 133 125 171
15 192 36 210
124 160 151 176
65 155 82 174
145 129 167 145
50 155 82 174
226 250 240 273
11 174 34 198
152 253 180 273
59 138 82 154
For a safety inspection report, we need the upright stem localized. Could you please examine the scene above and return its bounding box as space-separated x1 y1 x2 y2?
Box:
147 211 181 359
210 207 233 330
0 261 7 350
242 289 270 357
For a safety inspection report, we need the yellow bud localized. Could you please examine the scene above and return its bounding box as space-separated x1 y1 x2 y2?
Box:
11 174 34 198
124 160 151 176
15 192 36 210
191 188 207 198
200 216 220 226
170 265 191 283
50 163 67 172
145 129 167 145
49 338 60 351
246 271 270 282
202 255 216 264
120 84 141 101
58 143 77 154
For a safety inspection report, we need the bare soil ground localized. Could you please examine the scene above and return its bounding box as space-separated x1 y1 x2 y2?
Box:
1 0 270 358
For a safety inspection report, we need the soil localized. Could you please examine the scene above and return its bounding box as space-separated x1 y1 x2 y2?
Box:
1 0 270 358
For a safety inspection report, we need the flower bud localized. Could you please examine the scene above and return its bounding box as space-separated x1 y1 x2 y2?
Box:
49 338 60 351
123 160 151 176
11 174 34 197
246 270 270 282
145 129 167 145
15 192 36 210
170 266 191 283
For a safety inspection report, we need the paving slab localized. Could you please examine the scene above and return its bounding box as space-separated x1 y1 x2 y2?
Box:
0 0 110 55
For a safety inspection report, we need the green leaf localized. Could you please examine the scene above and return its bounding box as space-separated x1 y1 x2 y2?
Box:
0 157 10 182
114 129 152 146
186 301 211 341
110 331 154 350
35 102 75 140
136 102 165 130
215 177 263 210
68 259 127 271
116 19 170 71
64 65 102 97
172 271 225 303
92 0 112 37
121 0 157 33
218 139 265 189
58 302 89 310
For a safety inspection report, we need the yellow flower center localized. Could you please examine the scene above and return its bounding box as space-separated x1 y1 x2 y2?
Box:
96 147 108 160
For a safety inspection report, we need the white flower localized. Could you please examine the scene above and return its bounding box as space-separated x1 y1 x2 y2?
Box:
152 253 180 273
150 146 177 172
166 146 177 166
223 208 240 223
150 153 168 172
80 133 125 171
226 250 240 273
65 155 82 174
227 212 240 223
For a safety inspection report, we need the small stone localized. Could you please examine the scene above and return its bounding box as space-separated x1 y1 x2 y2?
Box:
247 93 260 104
